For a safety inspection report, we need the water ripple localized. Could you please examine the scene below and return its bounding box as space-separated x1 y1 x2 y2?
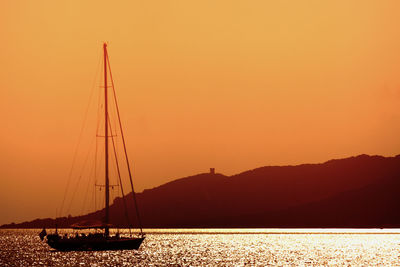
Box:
1 229 400 266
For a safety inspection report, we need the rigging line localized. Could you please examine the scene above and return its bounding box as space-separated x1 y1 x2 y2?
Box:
93 77 104 210
94 140 105 211
81 148 98 215
91 50 106 215
108 115 133 234
94 119 98 204
66 134 97 216
96 92 102 137
107 53 144 235
59 47 103 217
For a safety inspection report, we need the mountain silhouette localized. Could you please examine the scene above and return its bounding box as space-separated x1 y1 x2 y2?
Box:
3 154 400 228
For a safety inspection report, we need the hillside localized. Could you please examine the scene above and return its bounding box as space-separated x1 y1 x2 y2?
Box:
2 154 400 228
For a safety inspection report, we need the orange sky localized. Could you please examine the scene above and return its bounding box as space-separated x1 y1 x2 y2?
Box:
1 1 400 225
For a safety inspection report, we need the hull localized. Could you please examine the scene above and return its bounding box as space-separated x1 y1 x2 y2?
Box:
46 235 145 251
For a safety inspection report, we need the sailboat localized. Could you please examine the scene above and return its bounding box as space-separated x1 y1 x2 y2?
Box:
39 43 145 251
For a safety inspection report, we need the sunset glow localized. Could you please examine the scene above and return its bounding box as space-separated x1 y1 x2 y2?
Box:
1 1 400 224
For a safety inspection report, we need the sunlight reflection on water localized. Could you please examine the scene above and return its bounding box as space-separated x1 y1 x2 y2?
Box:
1 229 400 266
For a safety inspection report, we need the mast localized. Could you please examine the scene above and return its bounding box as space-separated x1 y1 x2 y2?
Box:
104 43 110 237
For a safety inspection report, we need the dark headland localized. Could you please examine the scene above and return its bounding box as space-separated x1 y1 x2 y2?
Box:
3 154 400 228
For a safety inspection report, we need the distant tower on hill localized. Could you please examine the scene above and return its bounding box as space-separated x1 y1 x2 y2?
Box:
210 168 215 175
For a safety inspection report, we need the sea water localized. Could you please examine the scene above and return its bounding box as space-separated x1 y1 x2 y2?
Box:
1 228 400 266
